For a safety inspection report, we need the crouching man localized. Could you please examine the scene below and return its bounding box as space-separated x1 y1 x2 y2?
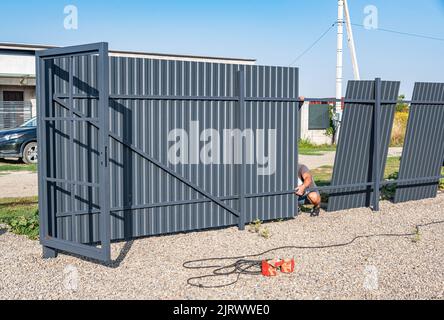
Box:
295 164 321 216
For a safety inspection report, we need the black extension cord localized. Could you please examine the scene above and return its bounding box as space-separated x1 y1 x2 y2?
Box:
183 220 444 289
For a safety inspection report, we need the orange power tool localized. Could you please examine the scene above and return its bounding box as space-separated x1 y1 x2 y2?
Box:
261 258 295 277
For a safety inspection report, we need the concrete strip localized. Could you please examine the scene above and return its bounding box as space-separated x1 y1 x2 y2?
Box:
300 148 403 170
0 171 38 198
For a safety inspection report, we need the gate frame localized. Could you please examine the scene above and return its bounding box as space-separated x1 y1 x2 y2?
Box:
36 43 111 261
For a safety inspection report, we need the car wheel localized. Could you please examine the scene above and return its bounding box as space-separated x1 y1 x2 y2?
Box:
22 142 38 164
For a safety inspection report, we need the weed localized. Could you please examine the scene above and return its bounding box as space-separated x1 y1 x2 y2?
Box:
7 210 39 240
248 219 272 239
249 219 262 233
412 228 421 243
0 197 39 239
259 227 271 239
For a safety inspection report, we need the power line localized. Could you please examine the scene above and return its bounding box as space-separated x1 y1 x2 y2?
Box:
288 21 444 67
351 23 444 42
288 22 336 66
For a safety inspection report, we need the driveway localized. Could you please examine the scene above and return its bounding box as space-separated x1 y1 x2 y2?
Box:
300 152 336 169
300 147 403 169
0 171 38 198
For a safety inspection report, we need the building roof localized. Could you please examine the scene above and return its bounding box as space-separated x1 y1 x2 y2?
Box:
0 42 256 64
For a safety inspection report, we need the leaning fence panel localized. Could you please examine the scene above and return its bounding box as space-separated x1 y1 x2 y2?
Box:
394 82 444 203
327 80 400 212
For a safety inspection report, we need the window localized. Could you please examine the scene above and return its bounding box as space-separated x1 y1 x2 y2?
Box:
3 91 24 102
308 104 330 130
20 117 37 128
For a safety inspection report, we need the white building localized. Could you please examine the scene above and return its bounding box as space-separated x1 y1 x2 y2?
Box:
0 42 255 129
0 42 334 145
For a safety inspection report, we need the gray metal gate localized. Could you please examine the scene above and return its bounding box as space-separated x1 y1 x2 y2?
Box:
37 43 110 260
37 43 299 261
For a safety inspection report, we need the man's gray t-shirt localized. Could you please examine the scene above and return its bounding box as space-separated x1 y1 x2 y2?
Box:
297 164 317 189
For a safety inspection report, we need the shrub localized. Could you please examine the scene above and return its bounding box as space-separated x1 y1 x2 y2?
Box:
390 112 409 147
381 172 399 200
325 105 336 140
396 95 409 113
7 210 39 240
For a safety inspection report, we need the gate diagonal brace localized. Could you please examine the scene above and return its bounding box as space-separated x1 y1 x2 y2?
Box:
108 132 241 218
51 97 241 219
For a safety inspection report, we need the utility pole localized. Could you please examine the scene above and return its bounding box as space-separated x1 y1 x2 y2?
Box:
344 0 361 80
335 0 344 144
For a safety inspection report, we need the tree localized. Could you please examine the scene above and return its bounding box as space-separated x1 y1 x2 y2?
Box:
396 94 409 113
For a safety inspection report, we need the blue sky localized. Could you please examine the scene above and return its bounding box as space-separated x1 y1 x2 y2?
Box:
1 0 443 97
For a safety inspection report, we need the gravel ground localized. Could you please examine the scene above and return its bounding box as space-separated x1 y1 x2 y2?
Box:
0 194 443 300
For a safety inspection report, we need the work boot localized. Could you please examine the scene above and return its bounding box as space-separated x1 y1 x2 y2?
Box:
310 206 321 217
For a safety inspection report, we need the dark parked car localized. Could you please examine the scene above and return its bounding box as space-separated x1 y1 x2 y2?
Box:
0 118 37 164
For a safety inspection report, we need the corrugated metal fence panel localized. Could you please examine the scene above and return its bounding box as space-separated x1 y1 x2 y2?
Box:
241 65 298 224
49 55 102 243
108 59 240 239
327 80 400 212
394 82 444 203
49 55 299 243
106 60 298 240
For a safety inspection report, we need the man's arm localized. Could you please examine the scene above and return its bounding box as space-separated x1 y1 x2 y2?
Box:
295 171 313 196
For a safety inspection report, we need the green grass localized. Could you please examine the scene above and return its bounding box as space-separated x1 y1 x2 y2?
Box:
310 157 410 185
384 156 401 179
311 165 334 186
0 160 37 173
298 139 336 156
310 157 444 202
0 197 39 239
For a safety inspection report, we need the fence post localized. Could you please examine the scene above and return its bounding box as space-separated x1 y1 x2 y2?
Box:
238 69 246 230
98 42 111 261
373 78 382 211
